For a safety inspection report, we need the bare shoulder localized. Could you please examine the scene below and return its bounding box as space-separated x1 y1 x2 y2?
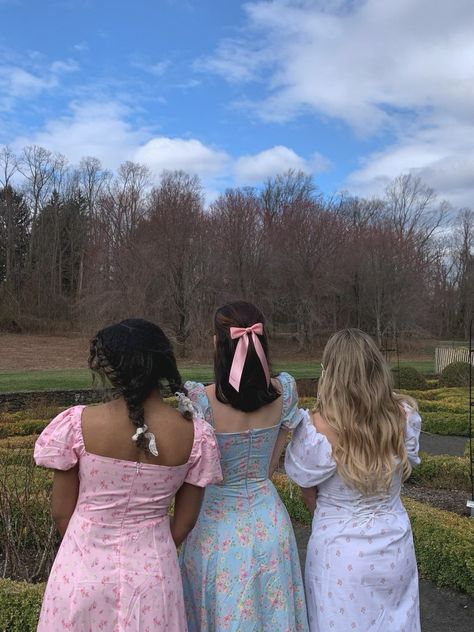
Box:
311 411 338 447
81 400 121 426
270 376 283 395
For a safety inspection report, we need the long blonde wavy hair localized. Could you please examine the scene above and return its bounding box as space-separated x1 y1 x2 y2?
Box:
316 328 417 495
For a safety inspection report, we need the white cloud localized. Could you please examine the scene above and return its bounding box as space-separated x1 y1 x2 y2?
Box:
134 137 229 178
202 0 474 206
130 58 170 77
234 146 332 185
13 101 147 169
0 66 56 99
234 145 309 183
73 41 89 53
12 100 327 198
0 56 79 108
347 117 474 207
204 0 474 131
12 100 229 184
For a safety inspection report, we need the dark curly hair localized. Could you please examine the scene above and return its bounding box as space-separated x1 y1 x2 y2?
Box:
89 318 191 451
214 301 280 412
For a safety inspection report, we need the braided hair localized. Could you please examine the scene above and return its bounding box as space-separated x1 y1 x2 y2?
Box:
89 319 191 451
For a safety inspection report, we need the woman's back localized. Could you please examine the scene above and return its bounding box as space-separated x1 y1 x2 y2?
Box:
34 318 222 632
180 371 309 632
81 395 195 466
185 372 297 486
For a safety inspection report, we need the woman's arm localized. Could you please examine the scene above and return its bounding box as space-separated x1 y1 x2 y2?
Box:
170 482 205 547
299 485 317 515
269 427 289 477
51 466 80 537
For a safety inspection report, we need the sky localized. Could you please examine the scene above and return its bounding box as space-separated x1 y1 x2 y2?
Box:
0 0 473 207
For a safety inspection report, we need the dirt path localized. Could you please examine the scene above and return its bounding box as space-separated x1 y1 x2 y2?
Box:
292 525 473 632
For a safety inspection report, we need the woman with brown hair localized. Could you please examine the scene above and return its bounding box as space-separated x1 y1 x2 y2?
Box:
180 301 309 632
286 328 421 632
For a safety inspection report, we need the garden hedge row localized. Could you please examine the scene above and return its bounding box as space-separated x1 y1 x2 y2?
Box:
421 411 470 436
408 453 470 490
0 580 44 632
272 474 474 596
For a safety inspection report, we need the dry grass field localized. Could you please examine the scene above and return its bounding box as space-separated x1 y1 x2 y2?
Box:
0 334 90 372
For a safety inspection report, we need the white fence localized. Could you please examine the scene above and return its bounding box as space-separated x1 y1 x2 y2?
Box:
435 347 474 374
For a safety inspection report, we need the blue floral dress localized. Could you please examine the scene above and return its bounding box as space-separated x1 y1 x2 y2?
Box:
180 372 309 632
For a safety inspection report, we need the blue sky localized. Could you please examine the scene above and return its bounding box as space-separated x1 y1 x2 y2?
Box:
1 0 473 206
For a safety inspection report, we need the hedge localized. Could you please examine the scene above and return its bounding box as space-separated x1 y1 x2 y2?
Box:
408 453 470 490
0 419 48 439
0 580 44 632
404 497 474 595
272 474 474 596
421 411 470 436
439 361 470 387
392 366 428 390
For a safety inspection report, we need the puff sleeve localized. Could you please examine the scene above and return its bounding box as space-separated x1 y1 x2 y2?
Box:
403 401 422 466
285 410 337 487
184 380 212 424
34 406 84 470
184 416 223 487
279 372 305 430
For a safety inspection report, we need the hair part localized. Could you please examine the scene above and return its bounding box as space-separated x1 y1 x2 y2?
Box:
89 318 191 451
316 328 416 495
213 301 280 412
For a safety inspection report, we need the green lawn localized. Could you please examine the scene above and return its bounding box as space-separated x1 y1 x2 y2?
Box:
0 359 434 392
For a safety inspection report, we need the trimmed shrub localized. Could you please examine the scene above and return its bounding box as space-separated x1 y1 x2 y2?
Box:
0 580 44 632
440 361 471 387
464 438 473 459
408 453 470 490
392 366 428 390
0 419 48 438
421 411 470 436
404 497 474 595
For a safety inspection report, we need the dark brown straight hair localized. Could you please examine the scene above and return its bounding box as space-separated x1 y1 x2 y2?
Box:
213 301 280 412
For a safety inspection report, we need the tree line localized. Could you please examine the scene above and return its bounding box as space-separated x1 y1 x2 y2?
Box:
0 144 473 355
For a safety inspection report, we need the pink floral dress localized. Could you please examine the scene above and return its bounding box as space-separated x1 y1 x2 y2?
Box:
34 405 222 632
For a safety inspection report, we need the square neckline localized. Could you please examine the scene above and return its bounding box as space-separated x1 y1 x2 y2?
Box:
77 404 195 470
201 375 286 435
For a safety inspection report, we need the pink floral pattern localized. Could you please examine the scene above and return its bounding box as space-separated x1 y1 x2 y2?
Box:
285 405 422 632
34 405 222 632
180 373 309 632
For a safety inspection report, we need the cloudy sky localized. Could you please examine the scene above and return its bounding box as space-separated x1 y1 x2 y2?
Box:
1 0 473 206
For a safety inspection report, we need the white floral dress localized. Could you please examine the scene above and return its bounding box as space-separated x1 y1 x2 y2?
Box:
285 403 422 632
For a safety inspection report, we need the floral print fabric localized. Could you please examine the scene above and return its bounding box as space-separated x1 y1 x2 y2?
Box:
285 405 422 632
180 373 309 632
34 405 222 632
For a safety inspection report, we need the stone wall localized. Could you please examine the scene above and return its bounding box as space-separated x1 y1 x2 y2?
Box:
0 378 318 412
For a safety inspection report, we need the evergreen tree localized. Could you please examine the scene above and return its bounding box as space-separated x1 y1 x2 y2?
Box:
0 185 30 290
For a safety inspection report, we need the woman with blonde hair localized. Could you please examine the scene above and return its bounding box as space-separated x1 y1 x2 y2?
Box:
285 328 421 632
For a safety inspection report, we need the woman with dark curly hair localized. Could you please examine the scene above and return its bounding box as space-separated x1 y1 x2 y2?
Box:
34 318 222 631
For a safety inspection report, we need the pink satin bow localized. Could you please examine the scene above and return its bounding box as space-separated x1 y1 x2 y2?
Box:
229 323 271 392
